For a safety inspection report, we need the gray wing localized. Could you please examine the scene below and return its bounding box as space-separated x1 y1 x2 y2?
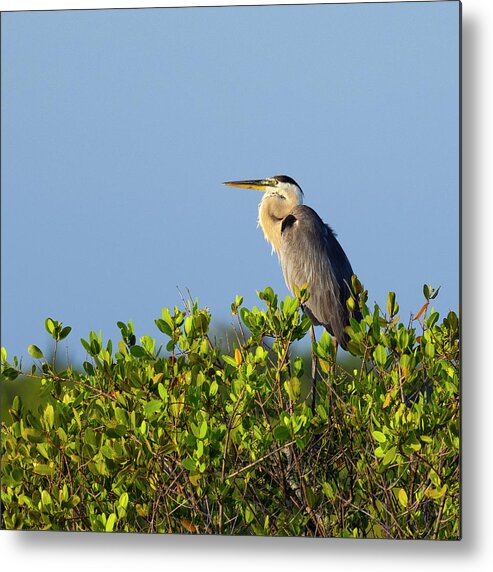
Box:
279 205 357 349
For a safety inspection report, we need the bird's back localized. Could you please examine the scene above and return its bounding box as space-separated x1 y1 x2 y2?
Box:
279 205 358 349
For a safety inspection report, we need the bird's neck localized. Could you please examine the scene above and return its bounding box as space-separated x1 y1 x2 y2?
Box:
258 192 301 255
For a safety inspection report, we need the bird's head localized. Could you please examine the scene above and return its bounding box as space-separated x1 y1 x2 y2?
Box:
223 175 304 206
224 175 304 254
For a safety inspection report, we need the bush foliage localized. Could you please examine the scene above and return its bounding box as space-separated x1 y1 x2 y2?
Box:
1 280 460 538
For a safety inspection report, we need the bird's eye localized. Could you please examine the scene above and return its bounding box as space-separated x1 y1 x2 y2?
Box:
270 179 278 186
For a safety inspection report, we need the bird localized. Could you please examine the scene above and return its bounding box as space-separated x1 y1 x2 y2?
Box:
224 175 360 408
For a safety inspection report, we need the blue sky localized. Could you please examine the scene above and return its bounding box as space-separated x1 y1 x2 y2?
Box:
1 1 459 362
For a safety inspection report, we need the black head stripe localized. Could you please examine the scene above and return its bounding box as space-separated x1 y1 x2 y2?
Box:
273 175 300 186
272 175 303 194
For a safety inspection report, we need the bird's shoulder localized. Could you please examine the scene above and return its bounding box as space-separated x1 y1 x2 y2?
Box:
282 204 336 241
280 204 353 284
287 204 323 223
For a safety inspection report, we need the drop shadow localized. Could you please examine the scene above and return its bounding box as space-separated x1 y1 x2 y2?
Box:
457 5 480 555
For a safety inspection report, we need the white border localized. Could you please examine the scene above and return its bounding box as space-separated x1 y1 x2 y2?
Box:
0 0 463 10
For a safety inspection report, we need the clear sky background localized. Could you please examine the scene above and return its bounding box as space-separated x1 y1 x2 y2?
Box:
1 1 459 362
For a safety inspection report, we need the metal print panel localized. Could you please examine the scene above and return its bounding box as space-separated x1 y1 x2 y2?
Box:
1 1 460 538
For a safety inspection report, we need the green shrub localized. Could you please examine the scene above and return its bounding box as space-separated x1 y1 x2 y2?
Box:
1 282 459 538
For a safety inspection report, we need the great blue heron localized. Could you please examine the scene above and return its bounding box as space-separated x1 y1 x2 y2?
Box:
224 175 360 408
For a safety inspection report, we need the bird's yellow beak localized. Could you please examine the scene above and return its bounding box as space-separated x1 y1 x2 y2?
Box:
223 179 269 191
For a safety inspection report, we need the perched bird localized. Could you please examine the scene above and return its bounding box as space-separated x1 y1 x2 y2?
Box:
223 175 360 352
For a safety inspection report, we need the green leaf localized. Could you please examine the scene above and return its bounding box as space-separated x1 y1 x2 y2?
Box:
305 486 316 509
284 377 301 401
423 284 430 301
117 340 128 355
273 425 290 441
426 484 448 499
346 296 356 312
322 482 335 500
28 344 44 359
222 354 238 368
182 458 196 471
80 338 92 354
105 513 117 532
129 345 147 358
429 469 441 487
382 446 397 466
398 488 408 508
2 366 20 380
90 338 101 355
43 404 54 430
195 440 204 459
58 326 72 340
144 399 162 417
198 420 208 439
140 335 155 354
66 495 80 509
56 427 67 443
447 310 459 330
244 506 254 524
425 342 435 358
36 443 50 460
41 489 53 507
158 382 168 401
139 420 147 436
119 492 129 510
430 286 441 300
374 446 385 458
373 345 387 368
387 291 398 317
23 428 44 443
155 318 172 336
83 361 95 376
45 318 55 335
105 424 126 438
372 430 387 443
101 445 115 459
397 329 409 350
33 464 55 477
403 434 421 453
